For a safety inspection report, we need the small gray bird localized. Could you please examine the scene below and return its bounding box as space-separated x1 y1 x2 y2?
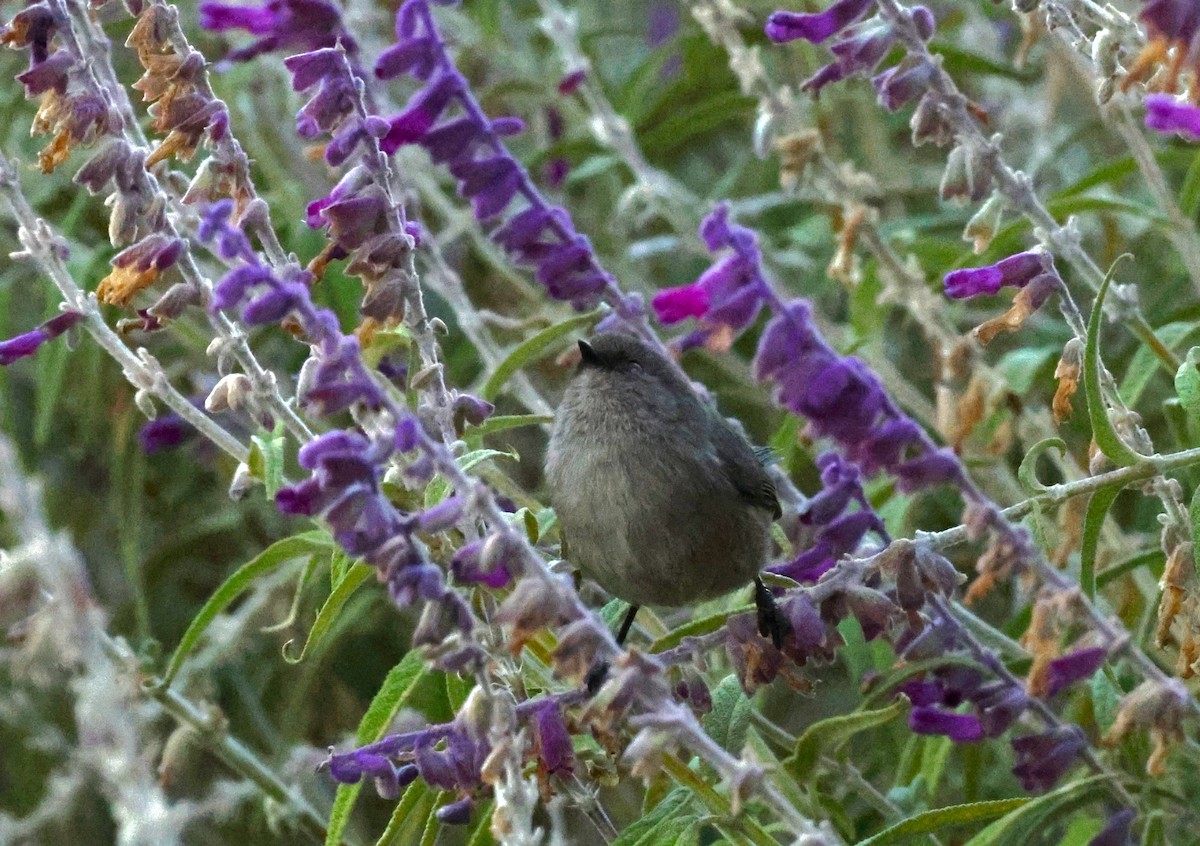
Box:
546 333 786 650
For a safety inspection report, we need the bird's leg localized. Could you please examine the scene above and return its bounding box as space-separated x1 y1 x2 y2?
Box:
754 577 788 649
616 604 640 646
585 604 640 695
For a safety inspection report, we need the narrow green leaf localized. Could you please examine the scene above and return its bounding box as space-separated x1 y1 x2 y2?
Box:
370 781 429 846
704 675 753 754
283 562 373 664
1097 548 1164 587
250 422 287 498
612 789 699 846
1180 148 1200 215
1190 484 1200 562
1016 437 1066 493
445 673 473 711
419 792 447 846
465 799 496 846
1175 346 1200 442
857 798 1030 846
649 605 754 653
1083 256 1142 467
325 650 433 846
1120 321 1200 406
159 531 333 687
465 413 554 444
963 775 1109 846
1080 484 1123 600
480 308 606 401
784 697 907 779
424 448 518 508
34 334 69 447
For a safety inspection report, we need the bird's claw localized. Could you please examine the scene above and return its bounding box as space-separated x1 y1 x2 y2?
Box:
585 660 610 695
754 577 789 649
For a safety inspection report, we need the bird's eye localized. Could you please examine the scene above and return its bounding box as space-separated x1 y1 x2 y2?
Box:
626 360 643 374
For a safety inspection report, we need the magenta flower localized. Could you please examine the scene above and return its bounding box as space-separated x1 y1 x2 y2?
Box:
765 0 875 44
1144 93 1200 141
0 311 82 366
943 250 1051 298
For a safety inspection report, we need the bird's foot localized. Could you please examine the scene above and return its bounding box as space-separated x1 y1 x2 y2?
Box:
585 660 610 695
754 577 789 649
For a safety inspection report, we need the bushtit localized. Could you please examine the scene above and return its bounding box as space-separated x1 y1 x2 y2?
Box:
546 333 787 650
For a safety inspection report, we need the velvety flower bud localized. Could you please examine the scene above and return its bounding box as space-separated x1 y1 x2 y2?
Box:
557 69 586 94
765 0 874 44
1144 94 1200 141
1011 726 1086 792
138 412 193 454
872 56 934 111
1044 646 1107 697
530 700 573 774
435 798 472 825
943 250 1049 299
909 706 984 742
0 310 82 366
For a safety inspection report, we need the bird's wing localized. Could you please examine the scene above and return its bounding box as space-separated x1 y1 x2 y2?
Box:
713 422 782 520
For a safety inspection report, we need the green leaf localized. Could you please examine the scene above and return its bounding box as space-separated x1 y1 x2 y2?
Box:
1175 346 1200 442
325 650 434 846
1120 321 1200 406
34 333 70 447
1089 669 1123 733
1181 149 1200 216
962 775 1109 846
445 672 473 712
464 799 496 846
159 531 333 687
857 798 1030 846
1083 256 1143 467
250 422 287 498
283 562 373 664
480 308 606 401
371 781 431 846
1080 485 1123 600
703 675 752 754
1190 484 1200 565
784 697 908 779
612 789 700 846
997 346 1059 396
464 413 554 444
424 448 518 508
1097 549 1164 587
1016 437 1066 493
649 605 754 653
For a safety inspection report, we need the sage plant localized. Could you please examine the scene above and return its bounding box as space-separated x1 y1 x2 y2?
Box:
3 0 1200 844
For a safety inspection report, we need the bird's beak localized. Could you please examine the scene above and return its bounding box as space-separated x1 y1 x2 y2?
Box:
578 339 600 366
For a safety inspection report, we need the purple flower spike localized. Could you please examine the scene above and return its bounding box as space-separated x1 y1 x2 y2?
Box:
1141 0 1200 43
0 311 82 366
765 0 875 44
1011 726 1086 793
943 250 1049 298
1145 93 1200 142
909 706 984 742
531 700 574 775
198 0 356 65
1044 646 1107 698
